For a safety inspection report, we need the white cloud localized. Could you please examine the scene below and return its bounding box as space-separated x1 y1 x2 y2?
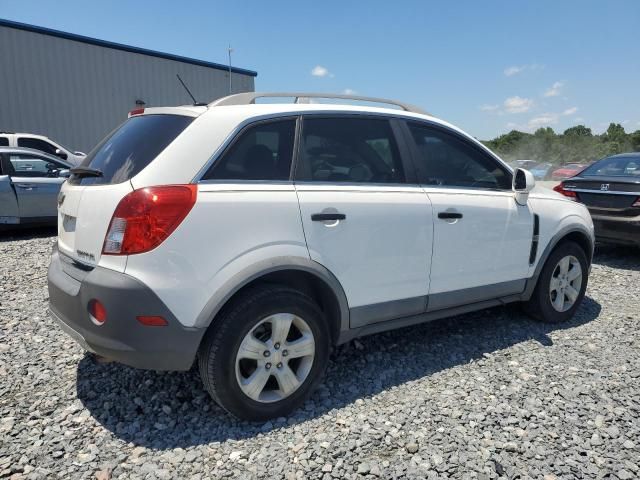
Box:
504 66 525 77
543 81 564 97
503 96 534 113
311 65 333 78
342 88 357 95
574 117 584 122
479 104 500 112
562 106 578 116
528 113 559 129
503 64 544 76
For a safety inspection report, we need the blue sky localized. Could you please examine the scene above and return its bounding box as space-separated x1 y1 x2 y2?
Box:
2 0 639 139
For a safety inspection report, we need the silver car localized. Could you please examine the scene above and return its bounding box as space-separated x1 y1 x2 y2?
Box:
0 147 71 226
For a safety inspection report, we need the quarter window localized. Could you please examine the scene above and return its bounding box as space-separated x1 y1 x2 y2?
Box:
203 119 295 181
408 123 511 189
296 117 404 184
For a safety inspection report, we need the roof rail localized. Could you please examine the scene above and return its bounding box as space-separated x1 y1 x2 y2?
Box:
209 92 428 115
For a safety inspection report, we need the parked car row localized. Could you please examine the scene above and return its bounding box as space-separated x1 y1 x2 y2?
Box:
509 160 590 181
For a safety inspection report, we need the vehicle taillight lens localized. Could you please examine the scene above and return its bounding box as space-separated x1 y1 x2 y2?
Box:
633 197 640 207
129 108 145 117
553 183 577 200
103 185 197 255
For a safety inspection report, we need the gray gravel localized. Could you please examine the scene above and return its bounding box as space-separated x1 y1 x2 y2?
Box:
1 229 639 479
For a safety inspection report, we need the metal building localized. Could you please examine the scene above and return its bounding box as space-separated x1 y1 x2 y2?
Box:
0 19 257 152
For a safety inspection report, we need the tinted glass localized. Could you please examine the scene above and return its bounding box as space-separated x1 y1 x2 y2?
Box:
408 123 511 189
582 156 640 177
17 138 57 155
9 155 65 177
72 114 193 185
296 117 404 183
204 119 295 181
0 137 8 147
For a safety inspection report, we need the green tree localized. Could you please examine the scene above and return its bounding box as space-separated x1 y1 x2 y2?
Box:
563 125 592 137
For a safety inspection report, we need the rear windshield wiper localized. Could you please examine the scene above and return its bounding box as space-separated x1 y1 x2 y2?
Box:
70 166 103 178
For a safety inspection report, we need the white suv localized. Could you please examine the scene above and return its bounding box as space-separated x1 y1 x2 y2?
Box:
48 93 594 420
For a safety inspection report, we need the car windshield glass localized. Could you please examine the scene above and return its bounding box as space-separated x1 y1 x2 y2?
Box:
582 157 640 177
71 114 193 185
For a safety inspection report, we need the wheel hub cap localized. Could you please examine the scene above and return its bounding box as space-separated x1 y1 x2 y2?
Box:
549 255 583 313
235 313 315 403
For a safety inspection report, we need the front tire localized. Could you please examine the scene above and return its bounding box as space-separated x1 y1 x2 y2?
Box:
198 285 330 421
524 241 589 323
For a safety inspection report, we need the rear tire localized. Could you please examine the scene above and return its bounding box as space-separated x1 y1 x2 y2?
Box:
524 241 589 323
198 285 330 421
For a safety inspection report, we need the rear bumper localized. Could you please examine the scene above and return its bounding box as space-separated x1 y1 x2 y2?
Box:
591 214 640 246
47 247 206 371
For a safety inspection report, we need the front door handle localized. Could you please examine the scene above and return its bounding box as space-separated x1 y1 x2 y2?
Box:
438 211 463 220
311 213 346 222
15 183 37 190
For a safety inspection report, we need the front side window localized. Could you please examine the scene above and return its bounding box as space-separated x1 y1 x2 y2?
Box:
296 117 404 184
408 123 511 190
9 155 65 177
203 119 295 181
17 138 58 155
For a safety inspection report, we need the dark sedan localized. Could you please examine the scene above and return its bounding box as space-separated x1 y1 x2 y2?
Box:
554 153 640 246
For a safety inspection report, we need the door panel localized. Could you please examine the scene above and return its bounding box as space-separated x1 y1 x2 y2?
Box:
297 184 433 315
426 188 533 300
0 175 19 223
12 175 65 218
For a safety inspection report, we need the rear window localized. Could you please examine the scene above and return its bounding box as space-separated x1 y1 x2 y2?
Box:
582 156 640 177
71 114 193 185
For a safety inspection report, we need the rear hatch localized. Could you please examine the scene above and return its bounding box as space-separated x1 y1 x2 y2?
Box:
563 177 640 217
58 112 196 267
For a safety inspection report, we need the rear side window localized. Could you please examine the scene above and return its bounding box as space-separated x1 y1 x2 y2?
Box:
71 114 193 185
296 117 404 183
203 119 295 181
0 137 8 147
17 137 57 155
8 154 66 177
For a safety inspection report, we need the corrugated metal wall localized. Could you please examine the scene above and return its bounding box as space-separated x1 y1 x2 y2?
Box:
0 26 255 152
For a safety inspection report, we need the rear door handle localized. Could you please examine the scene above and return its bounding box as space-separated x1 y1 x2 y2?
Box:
15 183 37 190
438 211 463 220
311 213 346 222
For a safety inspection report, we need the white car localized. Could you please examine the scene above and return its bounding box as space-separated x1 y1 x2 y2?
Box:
48 92 594 420
0 132 86 165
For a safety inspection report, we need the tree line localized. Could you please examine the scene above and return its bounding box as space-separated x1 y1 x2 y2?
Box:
482 124 640 165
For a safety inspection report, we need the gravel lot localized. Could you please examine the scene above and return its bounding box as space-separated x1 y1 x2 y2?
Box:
1 230 639 479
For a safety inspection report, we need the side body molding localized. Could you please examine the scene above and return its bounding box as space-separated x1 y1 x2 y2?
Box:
193 256 350 334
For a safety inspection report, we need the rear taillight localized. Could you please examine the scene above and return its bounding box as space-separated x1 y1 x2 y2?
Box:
129 108 145 117
633 197 640 207
103 185 197 255
553 183 577 200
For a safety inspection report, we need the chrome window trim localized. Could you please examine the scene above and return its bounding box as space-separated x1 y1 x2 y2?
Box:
564 187 640 196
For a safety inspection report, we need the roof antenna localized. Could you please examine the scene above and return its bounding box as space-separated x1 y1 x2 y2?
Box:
176 74 207 106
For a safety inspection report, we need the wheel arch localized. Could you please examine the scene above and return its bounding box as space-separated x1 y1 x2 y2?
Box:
194 257 349 345
522 224 594 300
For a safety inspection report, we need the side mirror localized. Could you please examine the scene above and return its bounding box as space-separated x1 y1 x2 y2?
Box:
58 169 71 178
55 148 68 160
513 168 535 206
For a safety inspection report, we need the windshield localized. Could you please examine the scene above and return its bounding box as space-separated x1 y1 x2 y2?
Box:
70 114 193 185
582 156 640 177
